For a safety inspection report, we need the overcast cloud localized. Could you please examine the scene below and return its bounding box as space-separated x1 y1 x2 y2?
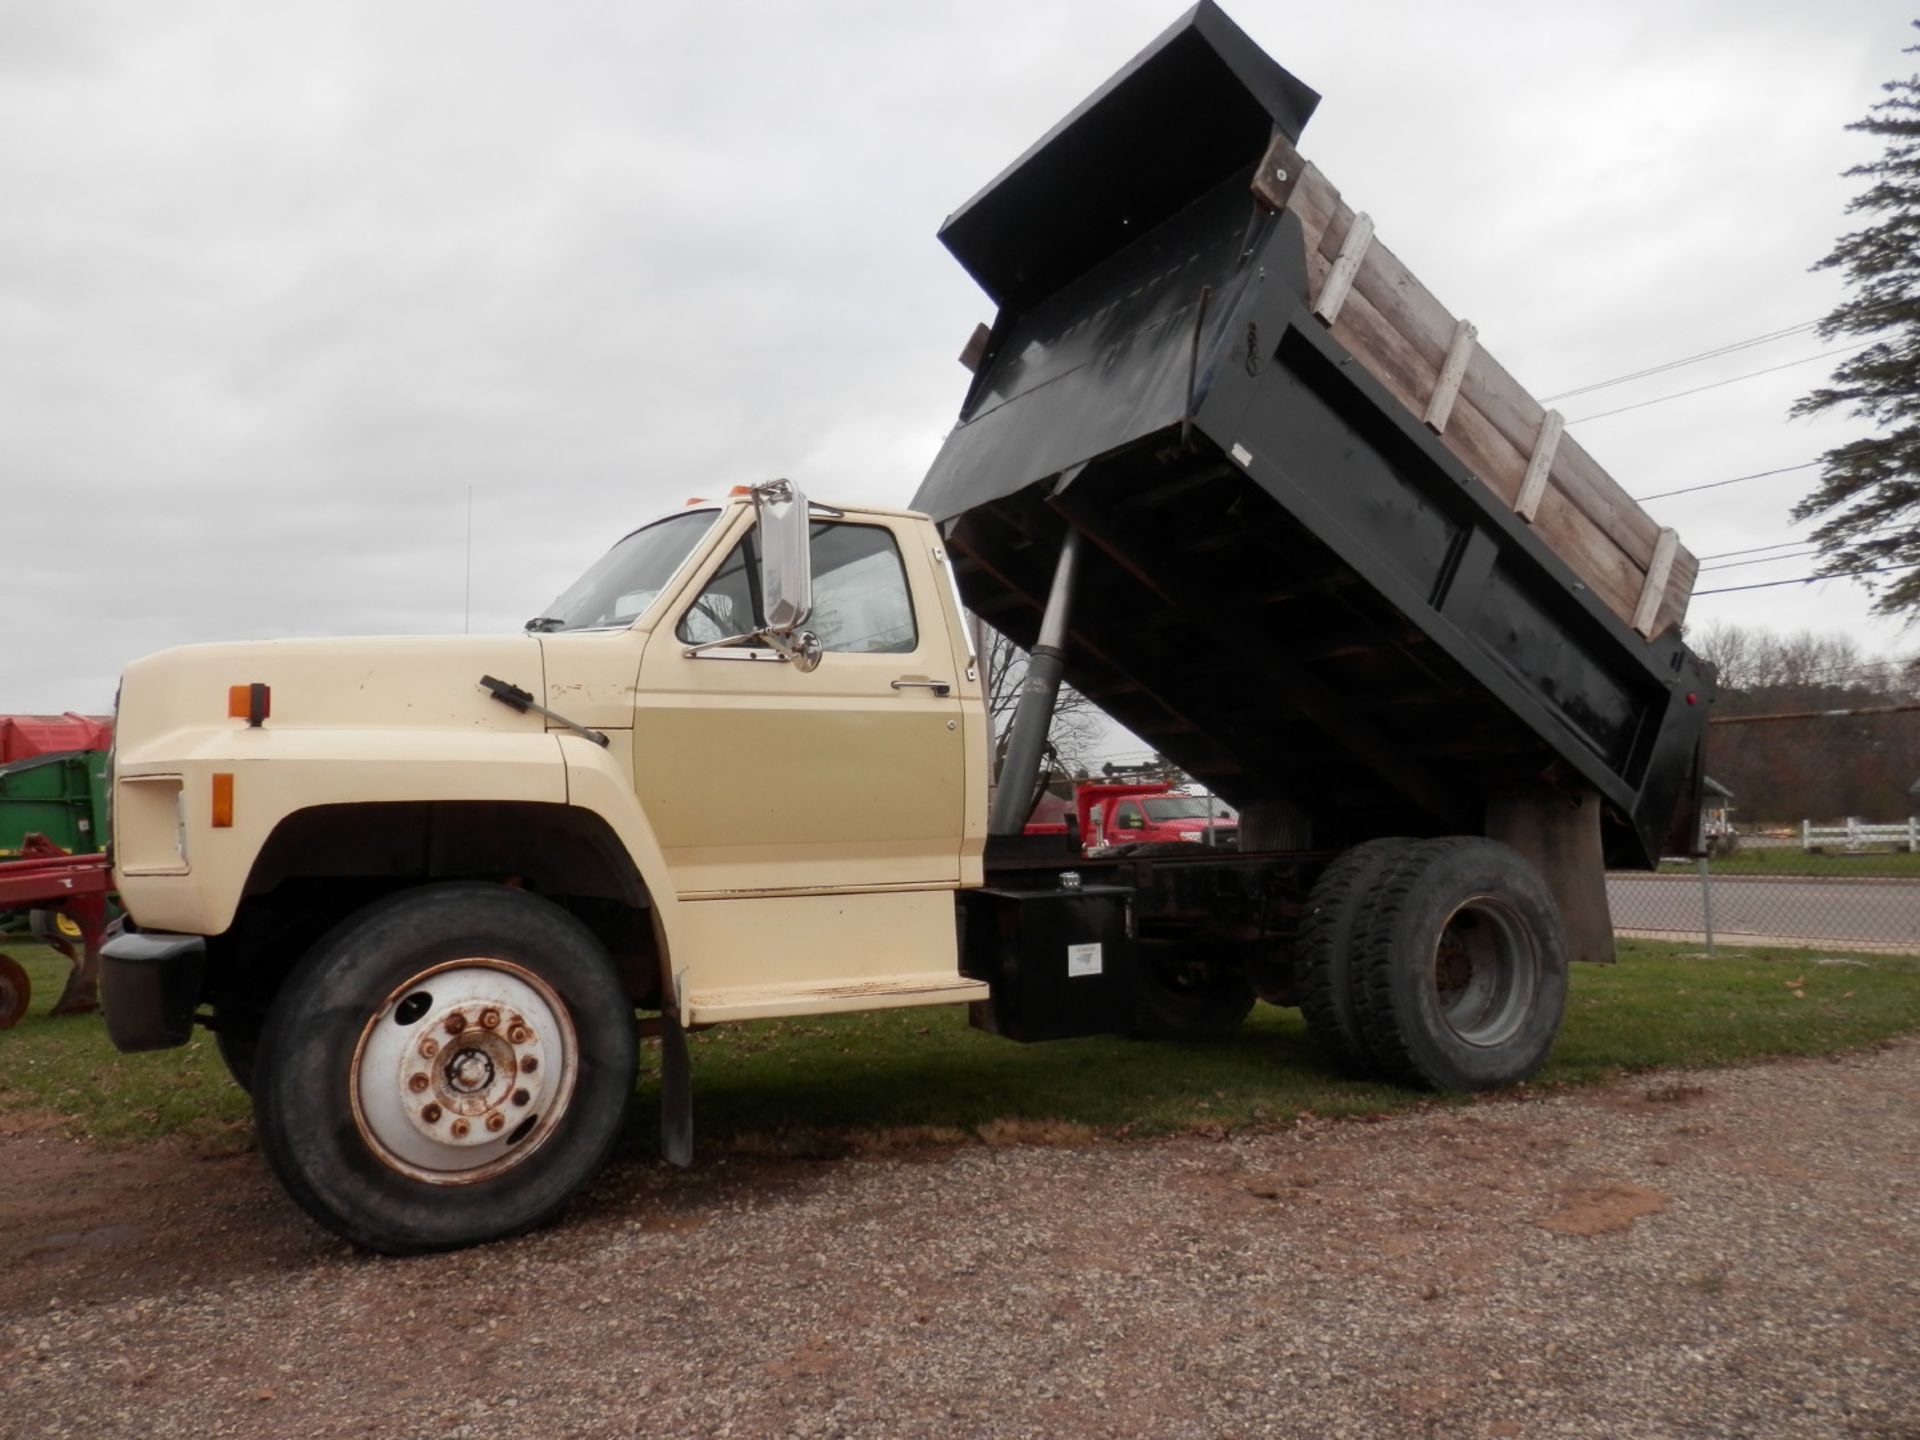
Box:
1 0 1912 720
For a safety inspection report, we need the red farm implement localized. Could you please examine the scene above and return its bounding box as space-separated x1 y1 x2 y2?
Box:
0 833 113 1028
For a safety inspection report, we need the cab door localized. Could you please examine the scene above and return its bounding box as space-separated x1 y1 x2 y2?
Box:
632 511 968 896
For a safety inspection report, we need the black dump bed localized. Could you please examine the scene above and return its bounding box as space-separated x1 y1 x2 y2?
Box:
913 1 1710 871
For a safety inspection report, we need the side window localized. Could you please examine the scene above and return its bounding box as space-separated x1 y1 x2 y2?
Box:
676 521 917 654
676 534 764 645
1116 803 1145 831
809 524 917 654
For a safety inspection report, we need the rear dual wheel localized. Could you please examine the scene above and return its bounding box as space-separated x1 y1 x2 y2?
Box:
1298 837 1568 1090
254 883 636 1254
1294 838 1409 1075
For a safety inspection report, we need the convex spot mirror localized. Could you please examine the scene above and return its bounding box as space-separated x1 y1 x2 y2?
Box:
751 479 822 672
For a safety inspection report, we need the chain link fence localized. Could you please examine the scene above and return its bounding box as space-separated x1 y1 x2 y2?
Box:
1610 705 1920 954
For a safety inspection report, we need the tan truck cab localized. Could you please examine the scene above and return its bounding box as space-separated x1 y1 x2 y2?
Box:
103 484 994 1250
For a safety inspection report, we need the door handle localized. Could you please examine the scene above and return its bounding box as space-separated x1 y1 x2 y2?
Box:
891 678 952 696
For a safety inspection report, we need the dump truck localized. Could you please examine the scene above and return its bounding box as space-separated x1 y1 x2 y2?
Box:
98 2 1712 1253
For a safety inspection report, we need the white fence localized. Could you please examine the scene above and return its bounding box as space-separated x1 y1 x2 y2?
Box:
1801 818 1920 852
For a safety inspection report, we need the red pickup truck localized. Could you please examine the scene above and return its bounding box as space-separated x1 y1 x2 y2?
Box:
1026 782 1239 852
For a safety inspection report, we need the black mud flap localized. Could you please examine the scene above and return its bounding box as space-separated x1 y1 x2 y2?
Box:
659 974 692 1169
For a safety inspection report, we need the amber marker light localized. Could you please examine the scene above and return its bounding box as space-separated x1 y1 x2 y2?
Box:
211 773 235 828
228 683 270 726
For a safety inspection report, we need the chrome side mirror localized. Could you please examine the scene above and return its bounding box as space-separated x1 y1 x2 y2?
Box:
681 480 823 668
753 479 813 633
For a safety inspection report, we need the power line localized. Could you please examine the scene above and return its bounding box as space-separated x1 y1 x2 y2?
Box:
1695 521 1905 564
1632 461 1819 503
1566 343 1875 425
1693 561 1920 596
1697 537 1827 564
1540 297 1906 403
1696 537 1822 561
1542 318 1819 402
1698 548 1823 573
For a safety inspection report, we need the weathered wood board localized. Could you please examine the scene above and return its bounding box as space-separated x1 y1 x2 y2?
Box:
1253 136 1696 640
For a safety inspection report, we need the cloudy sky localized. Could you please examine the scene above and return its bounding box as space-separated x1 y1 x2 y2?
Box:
3 0 1913 722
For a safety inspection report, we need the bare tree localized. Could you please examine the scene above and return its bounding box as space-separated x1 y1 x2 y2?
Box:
978 622 1108 779
1687 623 1919 824
1692 622 1910 696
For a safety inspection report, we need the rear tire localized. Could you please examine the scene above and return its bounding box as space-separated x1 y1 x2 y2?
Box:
1351 837 1567 1091
1294 838 1411 1075
254 883 636 1254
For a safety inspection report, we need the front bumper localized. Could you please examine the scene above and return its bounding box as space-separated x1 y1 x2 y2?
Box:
99 931 206 1052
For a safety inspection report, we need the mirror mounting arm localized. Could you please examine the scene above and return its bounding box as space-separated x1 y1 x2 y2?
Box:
682 627 823 672
681 629 775 659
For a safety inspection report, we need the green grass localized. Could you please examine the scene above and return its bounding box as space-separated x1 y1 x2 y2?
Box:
0 943 253 1144
2 939 1917 1154
1658 848 1920 878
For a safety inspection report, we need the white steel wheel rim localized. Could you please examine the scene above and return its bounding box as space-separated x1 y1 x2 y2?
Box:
1431 896 1538 1049
350 958 579 1184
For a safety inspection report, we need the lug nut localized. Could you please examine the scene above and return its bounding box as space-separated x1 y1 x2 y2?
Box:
520 1056 538 1074
485 1113 506 1133
512 1089 531 1107
419 1038 439 1059
445 1014 466 1035
408 1073 430 1093
422 1104 442 1123
451 1119 471 1138
480 1008 501 1030
507 1025 531 1044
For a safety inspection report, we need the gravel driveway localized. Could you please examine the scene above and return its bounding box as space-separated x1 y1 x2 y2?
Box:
3 1041 1915 1439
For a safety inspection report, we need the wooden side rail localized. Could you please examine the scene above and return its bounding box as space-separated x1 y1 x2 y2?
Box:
1253 136 1696 639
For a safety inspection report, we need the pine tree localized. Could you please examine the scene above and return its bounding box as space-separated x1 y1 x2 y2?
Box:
1791 25 1920 618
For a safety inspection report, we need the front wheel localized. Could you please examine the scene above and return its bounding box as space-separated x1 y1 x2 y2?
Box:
254 884 637 1254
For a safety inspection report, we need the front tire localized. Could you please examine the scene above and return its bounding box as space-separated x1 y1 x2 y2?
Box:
254 883 636 1254
1350 838 1568 1091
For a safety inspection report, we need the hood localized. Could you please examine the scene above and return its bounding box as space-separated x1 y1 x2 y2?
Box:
115 634 548 765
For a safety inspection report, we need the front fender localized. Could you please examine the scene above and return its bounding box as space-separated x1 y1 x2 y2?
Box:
113 728 567 935
556 733 687 1013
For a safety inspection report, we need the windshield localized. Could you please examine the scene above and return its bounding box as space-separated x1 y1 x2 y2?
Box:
1141 796 1237 822
530 509 721 633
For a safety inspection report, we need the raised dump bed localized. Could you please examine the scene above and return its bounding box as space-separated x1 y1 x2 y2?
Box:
915 0 1710 873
